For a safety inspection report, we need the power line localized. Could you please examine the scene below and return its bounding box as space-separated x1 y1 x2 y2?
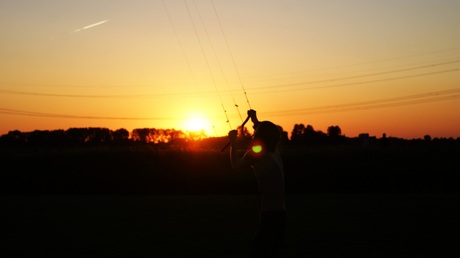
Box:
1 68 458 99
247 60 460 92
266 47 460 79
2 60 458 99
2 88 459 120
265 88 460 116
0 107 177 120
249 68 460 95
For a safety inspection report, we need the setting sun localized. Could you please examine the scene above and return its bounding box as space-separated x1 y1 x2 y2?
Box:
183 114 212 135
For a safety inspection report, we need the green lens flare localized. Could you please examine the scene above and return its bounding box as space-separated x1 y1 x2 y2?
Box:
252 145 262 153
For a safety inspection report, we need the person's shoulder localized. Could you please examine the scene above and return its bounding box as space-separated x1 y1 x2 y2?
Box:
252 150 278 163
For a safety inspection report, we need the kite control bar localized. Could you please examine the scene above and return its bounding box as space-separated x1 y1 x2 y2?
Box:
220 115 251 152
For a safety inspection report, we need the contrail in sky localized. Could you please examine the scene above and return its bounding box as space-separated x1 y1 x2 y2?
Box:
74 20 108 32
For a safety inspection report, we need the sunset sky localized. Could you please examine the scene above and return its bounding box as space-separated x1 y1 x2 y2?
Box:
1 0 459 139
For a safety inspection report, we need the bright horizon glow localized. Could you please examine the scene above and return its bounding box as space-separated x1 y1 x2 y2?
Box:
1 0 460 139
182 114 212 136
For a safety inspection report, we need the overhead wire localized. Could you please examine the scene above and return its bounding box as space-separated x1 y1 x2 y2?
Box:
265 88 460 116
191 0 244 123
264 47 460 79
210 0 252 110
162 0 218 136
0 107 177 120
2 59 458 98
248 59 460 92
250 68 460 95
3 88 459 120
183 0 232 130
162 0 198 92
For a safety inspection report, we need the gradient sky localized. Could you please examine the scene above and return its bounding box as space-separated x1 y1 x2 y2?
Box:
1 0 459 139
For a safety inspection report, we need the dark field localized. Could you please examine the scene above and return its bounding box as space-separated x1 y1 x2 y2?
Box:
1 143 459 195
1 143 459 257
2 194 459 257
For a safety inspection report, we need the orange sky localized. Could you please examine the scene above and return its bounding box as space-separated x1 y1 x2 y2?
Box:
1 0 460 139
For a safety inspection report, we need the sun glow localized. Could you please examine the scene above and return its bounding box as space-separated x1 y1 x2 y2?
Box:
183 114 212 135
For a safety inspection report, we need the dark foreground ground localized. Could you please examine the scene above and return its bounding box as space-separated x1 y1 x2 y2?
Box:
2 194 459 257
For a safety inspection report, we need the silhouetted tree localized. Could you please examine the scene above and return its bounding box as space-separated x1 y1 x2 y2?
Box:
0 130 26 146
290 124 336 145
167 129 186 143
86 128 111 144
291 124 305 143
131 128 187 143
315 130 328 144
66 128 88 144
302 124 317 144
327 125 345 144
186 130 207 141
28 130 67 146
277 125 289 145
132 128 150 142
327 125 341 137
112 128 130 143
155 129 172 143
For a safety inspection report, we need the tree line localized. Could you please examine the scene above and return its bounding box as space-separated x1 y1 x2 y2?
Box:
0 124 458 148
0 127 198 147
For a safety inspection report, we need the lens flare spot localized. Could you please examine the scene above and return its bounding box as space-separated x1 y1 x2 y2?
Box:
252 145 262 153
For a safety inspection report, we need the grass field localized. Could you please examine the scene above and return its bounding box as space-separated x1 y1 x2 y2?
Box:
2 194 459 257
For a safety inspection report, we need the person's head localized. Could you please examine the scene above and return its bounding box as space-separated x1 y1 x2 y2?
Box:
253 121 281 152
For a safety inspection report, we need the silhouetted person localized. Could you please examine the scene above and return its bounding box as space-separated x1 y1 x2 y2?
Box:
228 109 286 258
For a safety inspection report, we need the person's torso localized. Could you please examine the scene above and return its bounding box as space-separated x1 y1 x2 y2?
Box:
253 152 286 211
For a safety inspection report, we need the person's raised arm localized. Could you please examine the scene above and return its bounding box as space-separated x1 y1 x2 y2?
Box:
248 109 259 129
228 129 252 169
